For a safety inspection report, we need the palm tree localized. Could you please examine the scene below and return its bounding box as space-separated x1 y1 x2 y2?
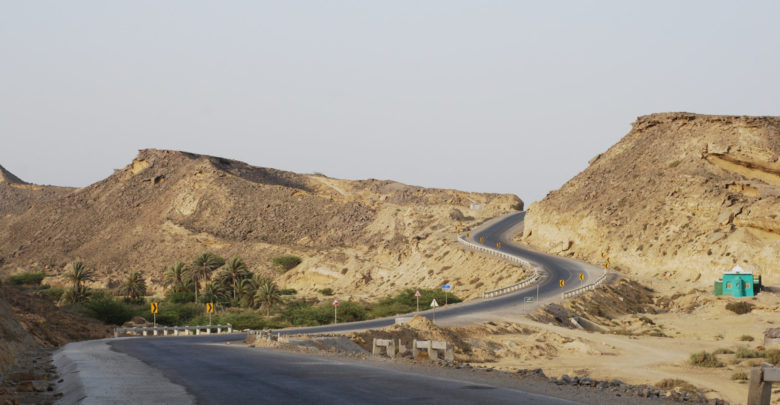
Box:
120 272 147 303
163 261 189 293
218 257 250 302
65 261 94 303
255 278 281 316
188 253 225 302
201 281 227 305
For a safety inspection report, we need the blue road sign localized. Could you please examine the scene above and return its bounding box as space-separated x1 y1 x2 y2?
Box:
441 285 451 291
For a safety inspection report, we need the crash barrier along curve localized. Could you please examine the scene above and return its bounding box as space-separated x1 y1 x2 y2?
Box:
114 324 233 338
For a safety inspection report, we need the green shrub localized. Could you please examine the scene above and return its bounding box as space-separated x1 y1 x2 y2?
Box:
318 288 334 296
725 301 754 315
167 291 195 304
281 300 368 326
735 347 762 359
688 351 723 368
153 302 203 326
730 371 748 381
271 256 302 272
369 288 461 318
738 335 754 342
8 272 46 285
279 288 297 295
712 348 734 355
42 288 65 302
83 296 134 325
765 349 780 366
654 379 698 393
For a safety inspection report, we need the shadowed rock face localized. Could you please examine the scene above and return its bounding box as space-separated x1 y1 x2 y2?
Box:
0 149 523 300
521 113 780 283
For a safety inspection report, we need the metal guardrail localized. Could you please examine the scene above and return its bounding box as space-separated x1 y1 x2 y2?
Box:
456 237 540 298
114 324 233 338
562 270 608 299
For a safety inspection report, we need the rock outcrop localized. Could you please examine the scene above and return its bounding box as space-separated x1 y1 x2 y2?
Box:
521 113 780 284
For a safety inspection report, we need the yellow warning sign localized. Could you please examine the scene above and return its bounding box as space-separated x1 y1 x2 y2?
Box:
479 237 484 243
579 273 584 281
206 302 215 313
151 302 159 314
559 280 565 287
496 242 501 249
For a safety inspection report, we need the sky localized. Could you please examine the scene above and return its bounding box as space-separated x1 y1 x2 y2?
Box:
1 1 779 204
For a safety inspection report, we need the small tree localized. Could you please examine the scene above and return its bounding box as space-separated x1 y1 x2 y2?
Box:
163 261 190 294
188 253 225 303
120 272 147 303
64 261 94 303
218 257 250 303
255 278 282 316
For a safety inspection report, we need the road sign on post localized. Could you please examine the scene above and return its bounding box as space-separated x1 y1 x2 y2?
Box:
480 237 484 243
414 290 421 312
579 273 584 288
430 298 439 322
206 302 214 326
332 298 340 324
442 285 451 305
559 280 565 287
523 296 533 312
497 242 501 249
151 302 158 328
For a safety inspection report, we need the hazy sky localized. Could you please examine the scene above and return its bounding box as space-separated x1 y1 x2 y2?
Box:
2 1 779 203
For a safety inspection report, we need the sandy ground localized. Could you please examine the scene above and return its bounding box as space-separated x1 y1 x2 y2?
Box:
459 292 780 404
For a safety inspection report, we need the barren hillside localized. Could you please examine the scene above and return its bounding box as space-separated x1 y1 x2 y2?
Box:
521 113 780 284
0 150 525 300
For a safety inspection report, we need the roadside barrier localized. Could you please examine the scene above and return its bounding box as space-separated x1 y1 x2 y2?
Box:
456 237 540 298
412 339 454 362
562 270 608 299
748 364 780 404
114 324 233 338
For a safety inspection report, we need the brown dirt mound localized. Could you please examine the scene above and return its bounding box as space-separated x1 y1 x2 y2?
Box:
407 315 437 330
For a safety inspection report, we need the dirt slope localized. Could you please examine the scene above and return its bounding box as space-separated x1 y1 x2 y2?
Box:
521 113 780 284
0 149 525 300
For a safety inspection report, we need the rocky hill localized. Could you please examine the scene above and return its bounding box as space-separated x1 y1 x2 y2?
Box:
0 150 525 300
521 113 780 285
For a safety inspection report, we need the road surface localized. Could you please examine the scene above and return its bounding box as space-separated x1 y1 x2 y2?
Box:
92 334 586 405
278 211 603 334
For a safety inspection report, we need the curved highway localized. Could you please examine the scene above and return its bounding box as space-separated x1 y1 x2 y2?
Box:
277 211 604 334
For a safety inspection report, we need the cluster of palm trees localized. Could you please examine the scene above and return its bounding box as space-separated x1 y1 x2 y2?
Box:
163 253 282 315
61 254 283 316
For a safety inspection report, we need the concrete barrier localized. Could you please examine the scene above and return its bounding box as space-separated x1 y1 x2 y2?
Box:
114 324 233 338
412 339 454 362
748 364 780 404
372 338 396 358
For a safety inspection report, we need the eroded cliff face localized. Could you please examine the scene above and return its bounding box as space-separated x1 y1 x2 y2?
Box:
521 113 780 284
0 150 525 300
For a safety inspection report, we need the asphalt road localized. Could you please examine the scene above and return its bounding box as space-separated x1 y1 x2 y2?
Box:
108 334 582 405
277 211 603 335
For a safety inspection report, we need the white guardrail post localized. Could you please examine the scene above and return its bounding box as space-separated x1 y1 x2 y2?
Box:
113 324 234 338
456 236 606 300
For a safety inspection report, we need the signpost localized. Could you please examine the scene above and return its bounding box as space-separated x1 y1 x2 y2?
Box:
332 298 340 324
604 257 611 269
441 284 451 305
523 296 534 312
206 302 215 325
414 290 421 312
579 273 584 288
480 237 484 243
496 242 501 249
559 279 565 288
430 298 439 322
150 302 158 328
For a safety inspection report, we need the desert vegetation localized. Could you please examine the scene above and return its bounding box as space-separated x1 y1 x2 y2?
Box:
5 255 461 331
